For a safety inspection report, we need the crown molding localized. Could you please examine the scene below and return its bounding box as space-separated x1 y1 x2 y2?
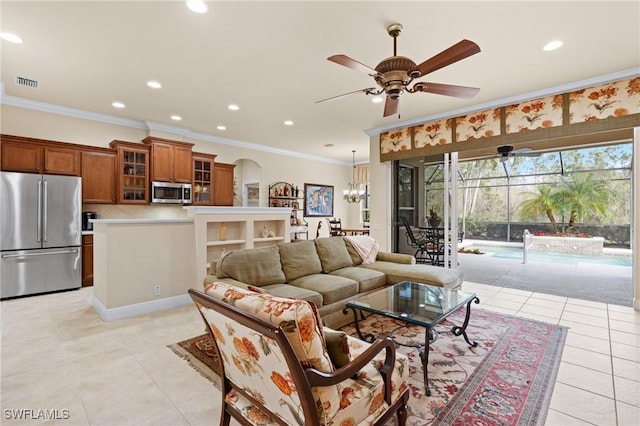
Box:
364 68 640 136
0 83 348 166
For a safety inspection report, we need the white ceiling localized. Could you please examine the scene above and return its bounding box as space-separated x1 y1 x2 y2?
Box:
1 1 639 164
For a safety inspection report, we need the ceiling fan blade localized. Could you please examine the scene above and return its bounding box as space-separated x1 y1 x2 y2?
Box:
327 54 379 76
412 39 481 77
315 87 376 104
383 96 399 117
414 82 480 98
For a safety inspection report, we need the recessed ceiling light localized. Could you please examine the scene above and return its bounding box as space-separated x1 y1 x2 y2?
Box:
284 120 294 126
217 125 226 130
112 101 125 109
147 80 162 89
171 115 182 121
186 0 208 14
1 32 22 43
371 97 384 104
543 40 563 51
228 104 239 111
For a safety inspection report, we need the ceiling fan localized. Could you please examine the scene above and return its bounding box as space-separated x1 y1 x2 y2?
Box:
317 23 481 117
496 145 540 163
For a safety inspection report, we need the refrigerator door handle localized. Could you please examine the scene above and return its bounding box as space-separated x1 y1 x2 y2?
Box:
1 248 79 259
37 179 43 243
43 180 48 242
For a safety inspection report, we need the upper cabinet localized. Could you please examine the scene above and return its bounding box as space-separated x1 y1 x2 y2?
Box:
192 152 216 206
81 149 117 204
142 137 193 183
1 135 81 176
213 162 236 206
110 140 149 204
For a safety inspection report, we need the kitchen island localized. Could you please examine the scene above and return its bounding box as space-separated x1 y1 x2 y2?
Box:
91 218 196 321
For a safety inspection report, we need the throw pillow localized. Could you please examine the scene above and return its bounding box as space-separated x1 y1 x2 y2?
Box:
278 240 323 282
323 328 351 369
315 237 353 273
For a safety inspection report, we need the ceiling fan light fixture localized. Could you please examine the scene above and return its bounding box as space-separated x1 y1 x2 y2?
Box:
371 97 384 103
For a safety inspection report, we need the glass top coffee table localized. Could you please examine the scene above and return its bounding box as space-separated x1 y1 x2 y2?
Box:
344 281 479 396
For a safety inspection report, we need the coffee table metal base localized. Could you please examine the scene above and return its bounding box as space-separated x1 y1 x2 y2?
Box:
344 296 480 396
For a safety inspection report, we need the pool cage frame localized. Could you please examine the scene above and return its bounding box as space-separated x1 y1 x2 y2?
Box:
402 142 633 244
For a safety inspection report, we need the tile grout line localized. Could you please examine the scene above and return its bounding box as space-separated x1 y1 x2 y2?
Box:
607 304 621 426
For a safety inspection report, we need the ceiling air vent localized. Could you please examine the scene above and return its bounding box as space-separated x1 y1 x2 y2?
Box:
16 76 38 88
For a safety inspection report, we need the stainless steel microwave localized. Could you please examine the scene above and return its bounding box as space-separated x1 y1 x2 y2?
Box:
151 181 192 204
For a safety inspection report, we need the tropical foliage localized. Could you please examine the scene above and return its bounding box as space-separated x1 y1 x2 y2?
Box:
519 174 611 232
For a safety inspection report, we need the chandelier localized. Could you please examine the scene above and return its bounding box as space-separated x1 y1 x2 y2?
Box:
343 150 366 203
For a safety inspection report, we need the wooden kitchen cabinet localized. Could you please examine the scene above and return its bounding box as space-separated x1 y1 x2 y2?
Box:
142 137 194 183
192 152 216 205
1 135 81 176
81 149 117 203
110 140 149 204
213 162 236 206
82 234 94 286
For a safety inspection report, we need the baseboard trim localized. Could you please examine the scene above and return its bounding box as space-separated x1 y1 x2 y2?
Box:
91 294 192 322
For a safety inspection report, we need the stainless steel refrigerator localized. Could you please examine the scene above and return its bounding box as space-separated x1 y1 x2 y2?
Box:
1 171 82 299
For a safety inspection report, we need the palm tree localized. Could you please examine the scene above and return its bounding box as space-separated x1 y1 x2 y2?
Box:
553 173 610 230
519 185 559 233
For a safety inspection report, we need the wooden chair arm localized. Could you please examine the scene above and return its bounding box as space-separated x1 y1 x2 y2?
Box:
305 337 396 404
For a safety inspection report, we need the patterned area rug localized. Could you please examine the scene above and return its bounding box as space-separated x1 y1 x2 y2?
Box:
169 308 567 425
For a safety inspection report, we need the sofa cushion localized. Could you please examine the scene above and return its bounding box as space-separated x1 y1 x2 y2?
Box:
278 240 323 282
289 274 358 305
360 261 463 288
315 237 353 273
329 266 387 292
216 246 286 286
260 283 323 307
343 238 364 266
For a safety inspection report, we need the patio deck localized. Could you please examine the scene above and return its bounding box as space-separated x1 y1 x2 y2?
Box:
457 249 634 307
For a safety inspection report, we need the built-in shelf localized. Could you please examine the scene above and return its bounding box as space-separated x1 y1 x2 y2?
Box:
206 239 247 246
185 206 292 281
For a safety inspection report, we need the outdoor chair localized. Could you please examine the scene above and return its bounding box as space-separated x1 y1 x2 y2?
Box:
189 284 410 426
399 216 430 264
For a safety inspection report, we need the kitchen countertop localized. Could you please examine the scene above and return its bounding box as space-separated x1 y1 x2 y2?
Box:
90 218 193 224
82 231 94 235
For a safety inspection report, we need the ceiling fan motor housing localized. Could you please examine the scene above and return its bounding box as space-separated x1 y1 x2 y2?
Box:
375 56 418 98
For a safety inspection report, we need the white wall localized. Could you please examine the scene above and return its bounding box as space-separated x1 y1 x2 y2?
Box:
1 104 364 234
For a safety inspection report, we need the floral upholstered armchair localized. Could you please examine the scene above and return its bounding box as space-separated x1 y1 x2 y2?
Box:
189 282 410 426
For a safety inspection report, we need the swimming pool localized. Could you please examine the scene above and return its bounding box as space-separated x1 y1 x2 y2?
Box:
466 244 632 267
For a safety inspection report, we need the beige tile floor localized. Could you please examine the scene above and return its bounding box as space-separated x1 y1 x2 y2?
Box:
1 282 638 425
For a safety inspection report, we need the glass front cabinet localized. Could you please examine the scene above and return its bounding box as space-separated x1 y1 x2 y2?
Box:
192 152 216 205
109 140 149 204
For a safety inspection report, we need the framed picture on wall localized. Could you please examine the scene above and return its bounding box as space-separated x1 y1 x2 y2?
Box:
304 184 334 217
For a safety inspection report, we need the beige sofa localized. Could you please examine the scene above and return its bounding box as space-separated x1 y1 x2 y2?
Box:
203 237 463 328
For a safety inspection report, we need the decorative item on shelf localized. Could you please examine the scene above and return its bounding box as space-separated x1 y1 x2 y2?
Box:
267 230 275 238
292 201 299 210
219 222 227 241
262 225 269 238
295 185 299 197
283 184 289 197
344 150 366 203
